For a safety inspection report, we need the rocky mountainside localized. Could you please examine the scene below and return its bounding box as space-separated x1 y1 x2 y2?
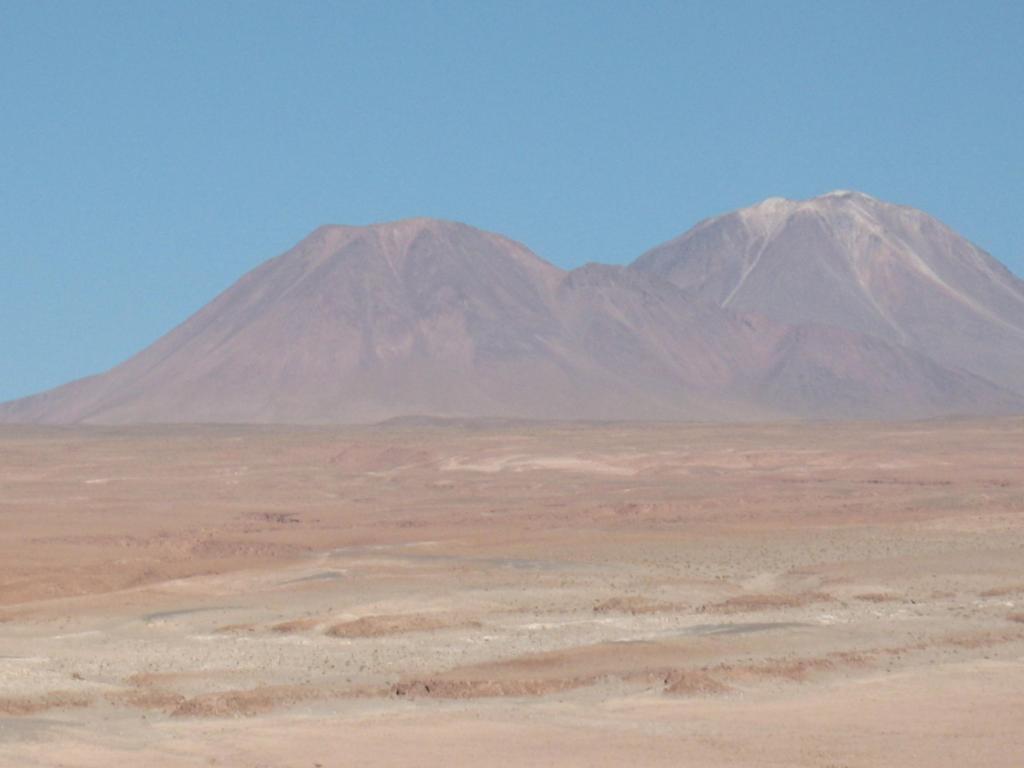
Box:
3 195 1022 424
632 191 1024 390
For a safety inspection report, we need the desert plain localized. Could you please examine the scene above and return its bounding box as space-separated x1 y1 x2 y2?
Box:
1 418 1023 766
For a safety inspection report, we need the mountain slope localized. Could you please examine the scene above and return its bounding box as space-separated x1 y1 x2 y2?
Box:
551 264 1019 419
2 203 1022 424
753 323 1021 419
0 220 763 424
1 220 570 423
632 191 1024 391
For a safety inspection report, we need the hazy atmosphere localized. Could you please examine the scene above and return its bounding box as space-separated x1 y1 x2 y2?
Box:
3 0 1023 401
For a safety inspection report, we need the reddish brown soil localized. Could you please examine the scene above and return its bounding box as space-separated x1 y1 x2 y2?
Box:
2 419 1023 766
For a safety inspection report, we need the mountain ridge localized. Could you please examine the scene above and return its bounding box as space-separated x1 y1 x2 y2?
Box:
3 193 1023 424
632 191 1024 390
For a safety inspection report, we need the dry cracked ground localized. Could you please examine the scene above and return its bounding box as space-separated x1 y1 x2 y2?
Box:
1 419 1023 766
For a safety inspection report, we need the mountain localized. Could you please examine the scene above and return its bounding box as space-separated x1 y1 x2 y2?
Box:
632 191 1024 391
2 200 1022 424
551 263 1018 420
0 220 570 423
0 221 763 423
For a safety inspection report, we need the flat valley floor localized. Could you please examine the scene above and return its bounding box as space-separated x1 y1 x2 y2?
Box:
1 419 1023 766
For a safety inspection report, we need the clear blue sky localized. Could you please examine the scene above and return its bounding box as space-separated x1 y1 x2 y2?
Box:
3 0 1023 402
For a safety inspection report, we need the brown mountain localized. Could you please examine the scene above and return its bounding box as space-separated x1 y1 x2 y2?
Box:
1 220 570 423
2 203 1022 424
632 190 1024 391
551 263 1017 420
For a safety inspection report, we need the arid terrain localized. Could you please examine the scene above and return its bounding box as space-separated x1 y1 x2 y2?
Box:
1 418 1023 766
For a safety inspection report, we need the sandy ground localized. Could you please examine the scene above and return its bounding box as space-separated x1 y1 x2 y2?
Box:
1 419 1023 766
